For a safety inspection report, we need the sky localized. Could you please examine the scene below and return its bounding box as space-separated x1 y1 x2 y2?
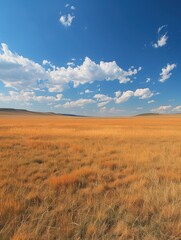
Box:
0 0 180 116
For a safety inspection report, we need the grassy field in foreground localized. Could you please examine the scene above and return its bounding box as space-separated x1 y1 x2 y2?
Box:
0 115 181 240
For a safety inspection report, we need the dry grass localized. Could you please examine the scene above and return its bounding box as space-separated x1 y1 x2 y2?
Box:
0 114 181 239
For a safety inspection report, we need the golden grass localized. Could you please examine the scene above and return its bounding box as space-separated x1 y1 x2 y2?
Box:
0 115 181 239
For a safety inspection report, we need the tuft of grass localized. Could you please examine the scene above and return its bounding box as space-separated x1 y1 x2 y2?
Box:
49 167 97 190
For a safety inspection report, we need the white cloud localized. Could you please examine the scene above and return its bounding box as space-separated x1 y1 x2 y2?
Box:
148 100 155 104
115 91 121 98
0 91 62 104
99 107 124 115
152 25 168 48
0 43 47 90
0 43 142 94
42 59 55 70
146 77 151 83
115 90 134 104
93 94 112 102
46 85 64 93
159 63 176 83
54 104 62 108
65 4 75 10
85 89 93 94
172 106 181 112
50 57 141 88
134 88 153 99
35 93 62 102
67 62 75 67
63 98 95 108
151 105 172 113
42 59 50 65
97 101 110 107
158 25 167 34
59 14 75 27
100 106 107 112
115 88 153 104
153 34 168 48
151 105 181 113
93 94 112 107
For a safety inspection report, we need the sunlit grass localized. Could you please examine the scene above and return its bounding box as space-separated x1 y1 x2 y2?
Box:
0 115 181 239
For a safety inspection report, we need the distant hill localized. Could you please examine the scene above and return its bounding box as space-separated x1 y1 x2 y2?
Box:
135 113 160 117
135 113 181 117
1 108 180 118
0 108 84 117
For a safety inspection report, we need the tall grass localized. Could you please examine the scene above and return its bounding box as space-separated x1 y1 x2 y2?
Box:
0 115 181 239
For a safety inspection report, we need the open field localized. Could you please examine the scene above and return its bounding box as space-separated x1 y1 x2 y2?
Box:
0 115 181 240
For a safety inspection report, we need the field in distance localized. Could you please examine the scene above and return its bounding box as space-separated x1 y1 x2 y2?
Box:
0 114 181 239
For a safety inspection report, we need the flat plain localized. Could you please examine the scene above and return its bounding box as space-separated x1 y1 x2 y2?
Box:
0 114 181 240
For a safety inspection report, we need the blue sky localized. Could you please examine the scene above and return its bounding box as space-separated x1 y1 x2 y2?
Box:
0 0 180 116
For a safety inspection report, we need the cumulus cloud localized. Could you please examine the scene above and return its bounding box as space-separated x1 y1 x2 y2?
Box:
60 3 76 27
172 106 181 112
97 101 110 107
115 91 121 98
99 107 124 116
0 43 47 90
42 59 56 70
134 88 153 99
115 90 134 104
0 91 62 104
93 94 112 107
159 63 176 83
59 14 75 27
42 59 51 65
50 57 141 88
0 43 142 94
63 98 95 108
46 85 65 93
152 105 181 113
99 106 107 112
115 88 153 104
54 104 62 108
151 105 172 113
93 94 112 102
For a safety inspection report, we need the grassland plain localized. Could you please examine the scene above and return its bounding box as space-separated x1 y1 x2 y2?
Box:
0 115 181 240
